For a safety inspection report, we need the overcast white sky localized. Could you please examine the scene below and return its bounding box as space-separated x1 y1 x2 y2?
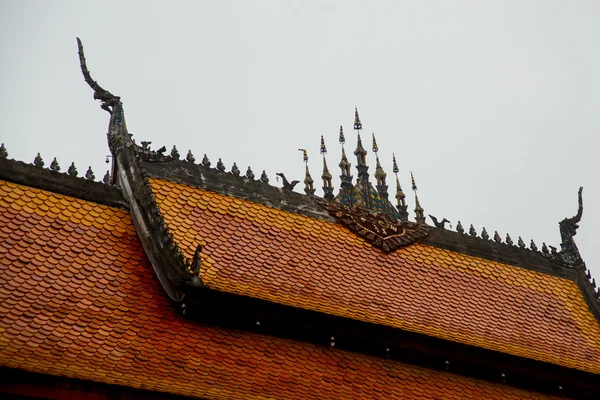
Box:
1 1 599 280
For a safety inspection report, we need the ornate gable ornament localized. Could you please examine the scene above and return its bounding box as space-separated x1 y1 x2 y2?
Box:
315 198 430 252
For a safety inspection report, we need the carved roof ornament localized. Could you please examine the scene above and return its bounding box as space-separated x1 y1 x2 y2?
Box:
276 173 299 191
0 143 8 159
50 158 60 172
68 162 78 177
553 187 585 267
429 215 450 229
202 154 211 167
85 166 95 180
320 136 334 200
260 170 269 183
456 221 464 234
33 153 44 168
315 198 430 252
411 172 426 224
393 154 408 221
299 149 315 196
372 134 388 198
185 150 195 163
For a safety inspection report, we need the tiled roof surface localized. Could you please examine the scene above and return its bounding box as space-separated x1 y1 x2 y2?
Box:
0 179 564 399
149 178 600 375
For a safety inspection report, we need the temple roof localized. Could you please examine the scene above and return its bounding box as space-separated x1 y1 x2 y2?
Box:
1 38 600 398
149 177 600 375
0 180 564 399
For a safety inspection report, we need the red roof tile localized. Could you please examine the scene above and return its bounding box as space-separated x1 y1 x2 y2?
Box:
149 178 600 375
0 179 562 399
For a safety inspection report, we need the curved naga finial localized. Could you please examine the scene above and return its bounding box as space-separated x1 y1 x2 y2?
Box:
557 187 584 267
77 38 130 154
77 37 121 114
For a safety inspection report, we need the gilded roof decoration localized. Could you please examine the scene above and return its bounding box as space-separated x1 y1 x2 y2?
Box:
315 198 430 252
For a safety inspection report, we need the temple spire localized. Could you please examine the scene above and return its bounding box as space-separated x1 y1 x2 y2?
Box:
372 134 388 198
353 108 369 181
411 171 425 224
320 136 334 200
393 154 409 221
299 149 315 196
338 126 353 204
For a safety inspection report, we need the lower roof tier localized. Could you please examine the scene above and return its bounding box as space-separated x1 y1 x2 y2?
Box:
149 177 600 375
0 179 562 399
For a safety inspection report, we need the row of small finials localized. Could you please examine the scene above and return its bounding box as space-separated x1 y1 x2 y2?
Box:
161 144 271 183
0 143 111 183
455 220 557 256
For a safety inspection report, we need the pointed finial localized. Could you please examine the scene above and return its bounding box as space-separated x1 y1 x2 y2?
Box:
481 228 489 240
494 231 502 243
320 137 334 200
542 242 549 255
530 240 538 252
299 149 315 195
50 158 60 172
102 171 111 184
506 234 513 246
33 153 44 168
186 150 195 163
392 153 399 174
299 148 308 163
231 162 240 176
0 143 7 159
469 224 477 237
260 170 269 183
518 236 525 248
171 145 180 160
354 107 362 131
456 221 464 234
372 133 379 154
68 162 78 177
411 172 425 224
216 158 225 172
246 167 255 180
202 154 211 167
85 166 95 180
338 126 345 145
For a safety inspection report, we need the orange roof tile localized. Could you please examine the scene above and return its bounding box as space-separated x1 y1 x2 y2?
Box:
149 178 600 375
0 179 562 399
